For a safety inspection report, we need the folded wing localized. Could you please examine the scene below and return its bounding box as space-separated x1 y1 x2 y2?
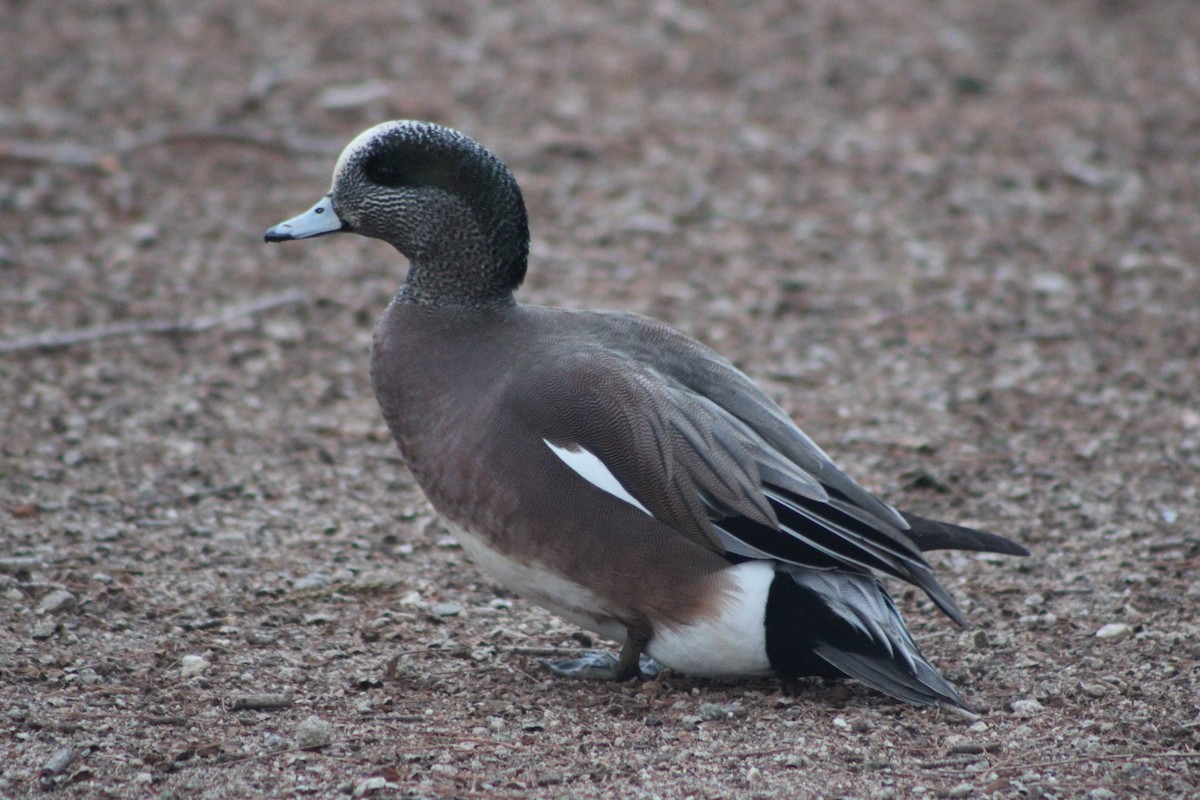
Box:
529 325 1025 627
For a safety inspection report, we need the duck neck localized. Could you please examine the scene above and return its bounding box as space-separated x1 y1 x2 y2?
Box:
397 239 520 310
394 154 530 310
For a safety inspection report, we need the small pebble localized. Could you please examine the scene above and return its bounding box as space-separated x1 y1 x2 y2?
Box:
944 735 984 755
1094 623 1131 640
62 450 87 467
295 715 334 749
944 704 981 723
37 589 76 615
263 318 305 344
245 629 277 645
293 572 332 591
1010 699 1044 717
1034 680 1062 701
0 556 43 576
31 620 57 640
399 591 425 607
130 221 159 246
180 654 211 679
352 776 398 797
1032 271 1070 295
318 81 392 111
432 603 462 617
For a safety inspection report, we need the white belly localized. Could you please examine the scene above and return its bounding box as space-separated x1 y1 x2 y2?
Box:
447 523 628 643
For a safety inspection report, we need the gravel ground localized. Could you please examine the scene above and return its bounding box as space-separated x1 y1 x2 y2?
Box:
2 1 1198 798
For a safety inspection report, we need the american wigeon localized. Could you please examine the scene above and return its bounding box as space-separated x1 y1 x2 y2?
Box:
266 121 1027 708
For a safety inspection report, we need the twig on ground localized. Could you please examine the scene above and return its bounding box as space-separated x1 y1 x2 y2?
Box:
708 747 793 760
939 750 1200 776
501 647 589 658
0 126 340 172
125 125 341 158
919 755 988 770
146 715 189 726
0 290 308 354
211 744 359 768
140 482 246 508
229 693 294 711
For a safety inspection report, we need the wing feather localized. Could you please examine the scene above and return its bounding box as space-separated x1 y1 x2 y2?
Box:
523 321 1021 625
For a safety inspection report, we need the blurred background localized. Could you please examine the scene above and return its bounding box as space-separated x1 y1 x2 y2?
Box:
2 1 1198 797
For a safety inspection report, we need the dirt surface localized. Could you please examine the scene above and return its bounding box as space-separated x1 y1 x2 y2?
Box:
3 1 1199 798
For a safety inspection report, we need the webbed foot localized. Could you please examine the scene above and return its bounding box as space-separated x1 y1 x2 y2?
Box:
540 651 661 681
540 631 660 681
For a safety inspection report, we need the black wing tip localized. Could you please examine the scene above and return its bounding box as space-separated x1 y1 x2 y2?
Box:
1002 540 1031 557
813 647 972 709
900 511 1030 557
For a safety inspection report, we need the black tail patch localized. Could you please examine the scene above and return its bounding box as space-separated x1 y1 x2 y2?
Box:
764 566 968 708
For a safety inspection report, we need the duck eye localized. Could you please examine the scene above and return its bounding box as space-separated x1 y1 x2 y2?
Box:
366 160 410 187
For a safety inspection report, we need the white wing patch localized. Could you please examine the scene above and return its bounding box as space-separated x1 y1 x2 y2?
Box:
543 439 654 518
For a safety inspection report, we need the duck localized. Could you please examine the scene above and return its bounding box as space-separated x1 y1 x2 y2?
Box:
265 120 1028 708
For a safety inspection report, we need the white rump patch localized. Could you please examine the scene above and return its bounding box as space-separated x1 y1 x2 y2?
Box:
647 560 774 677
543 439 653 518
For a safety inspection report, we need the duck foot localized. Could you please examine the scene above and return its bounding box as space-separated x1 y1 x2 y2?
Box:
540 651 661 681
541 631 659 680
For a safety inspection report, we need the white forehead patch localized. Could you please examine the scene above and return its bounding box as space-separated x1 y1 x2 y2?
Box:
330 120 423 188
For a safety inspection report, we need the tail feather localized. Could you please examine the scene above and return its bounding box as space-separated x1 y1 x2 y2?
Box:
901 511 1029 556
815 648 966 708
765 566 968 708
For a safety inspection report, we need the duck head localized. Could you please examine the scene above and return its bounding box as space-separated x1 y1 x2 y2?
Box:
266 120 530 308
